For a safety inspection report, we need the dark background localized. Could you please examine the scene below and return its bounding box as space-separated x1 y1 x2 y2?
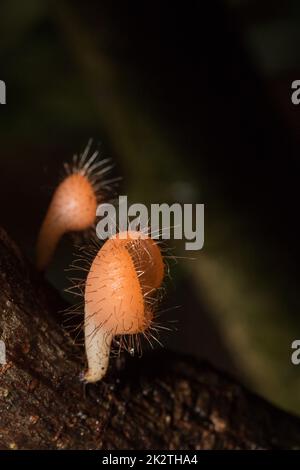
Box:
1 0 300 414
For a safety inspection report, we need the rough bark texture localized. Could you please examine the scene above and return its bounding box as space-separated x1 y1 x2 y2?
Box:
0 227 300 450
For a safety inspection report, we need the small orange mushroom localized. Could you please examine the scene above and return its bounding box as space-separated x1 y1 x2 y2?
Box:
36 141 114 271
83 230 165 383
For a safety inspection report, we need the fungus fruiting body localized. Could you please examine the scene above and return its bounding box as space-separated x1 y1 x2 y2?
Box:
83 230 165 383
36 141 114 271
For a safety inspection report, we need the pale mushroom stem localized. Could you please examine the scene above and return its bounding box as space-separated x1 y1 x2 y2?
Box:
84 317 113 383
36 210 65 271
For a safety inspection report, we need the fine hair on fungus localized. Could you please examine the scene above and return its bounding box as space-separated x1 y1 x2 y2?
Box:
66 230 168 383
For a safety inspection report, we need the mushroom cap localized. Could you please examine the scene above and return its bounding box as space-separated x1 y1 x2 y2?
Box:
85 231 164 336
114 231 165 292
51 173 97 232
